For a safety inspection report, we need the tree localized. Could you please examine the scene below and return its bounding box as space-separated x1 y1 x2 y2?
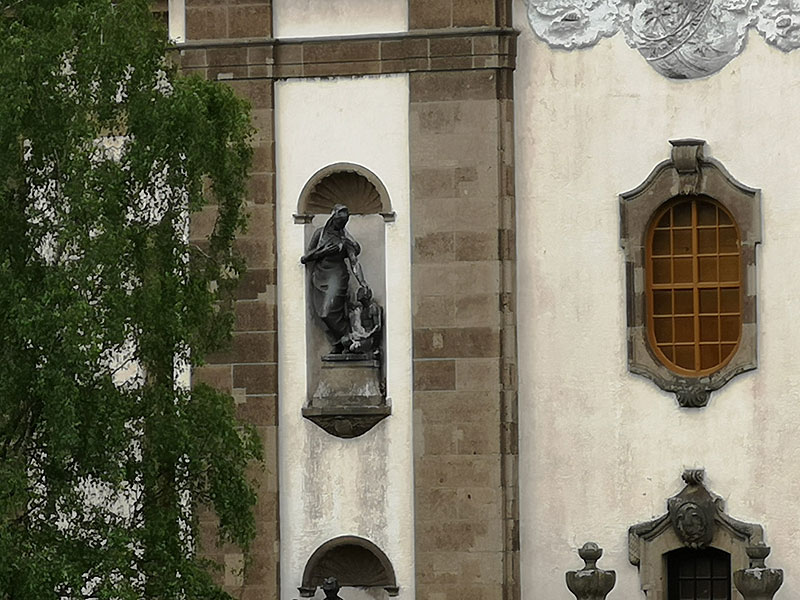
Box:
0 1 261 598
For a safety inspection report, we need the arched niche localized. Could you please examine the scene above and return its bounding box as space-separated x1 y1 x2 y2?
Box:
294 163 395 223
298 535 399 597
297 164 394 438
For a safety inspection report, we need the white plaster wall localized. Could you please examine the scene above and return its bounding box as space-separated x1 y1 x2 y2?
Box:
514 2 800 598
276 75 413 600
167 0 185 43
273 0 407 39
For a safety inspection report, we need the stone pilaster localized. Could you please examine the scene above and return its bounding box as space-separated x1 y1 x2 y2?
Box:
409 2 518 598
184 2 279 599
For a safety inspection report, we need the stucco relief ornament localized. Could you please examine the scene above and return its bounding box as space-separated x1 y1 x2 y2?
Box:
619 0 754 79
524 0 621 48
755 0 800 51
525 0 800 78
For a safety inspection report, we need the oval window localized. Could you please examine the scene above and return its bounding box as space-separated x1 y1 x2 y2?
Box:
647 197 742 376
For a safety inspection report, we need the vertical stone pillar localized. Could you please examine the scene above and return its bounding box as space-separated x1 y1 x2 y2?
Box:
733 544 784 600
408 1 518 599
565 543 616 600
183 1 279 598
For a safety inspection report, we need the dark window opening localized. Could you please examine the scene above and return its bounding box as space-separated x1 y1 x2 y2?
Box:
667 547 731 600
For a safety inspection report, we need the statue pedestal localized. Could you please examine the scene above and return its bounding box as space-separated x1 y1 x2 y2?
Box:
303 355 390 438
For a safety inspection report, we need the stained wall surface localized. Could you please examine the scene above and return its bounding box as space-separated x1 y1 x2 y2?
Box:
515 1 800 598
275 75 414 600
272 0 407 39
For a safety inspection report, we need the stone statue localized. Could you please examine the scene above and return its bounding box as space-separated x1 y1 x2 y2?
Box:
343 285 382 357
321 577 345 600
301 204 381 357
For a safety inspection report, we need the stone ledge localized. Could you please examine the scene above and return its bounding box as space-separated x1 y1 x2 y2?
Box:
178 27 518 80
302 403 392 439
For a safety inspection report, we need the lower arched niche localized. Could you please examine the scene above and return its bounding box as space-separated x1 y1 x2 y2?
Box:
298 536 398 598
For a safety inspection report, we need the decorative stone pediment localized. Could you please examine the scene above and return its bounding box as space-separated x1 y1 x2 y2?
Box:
524 0 800 79
629 469 764 600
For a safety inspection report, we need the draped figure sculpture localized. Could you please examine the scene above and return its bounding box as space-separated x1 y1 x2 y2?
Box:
301 204 382 357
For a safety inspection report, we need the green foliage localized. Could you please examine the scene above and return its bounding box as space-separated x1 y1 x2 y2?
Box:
0 1 261 598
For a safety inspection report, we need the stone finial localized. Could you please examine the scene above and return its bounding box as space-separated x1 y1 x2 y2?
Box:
566 542 616 600
733 543 784 600
681 468 705 485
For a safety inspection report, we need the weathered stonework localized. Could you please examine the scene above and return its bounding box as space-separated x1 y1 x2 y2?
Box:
565 543 616 600
299 536 399 597
629 470 765 600
185 2 279 598
179 27 518 81
734 544 784 600
184 1 519 597
409 4 519 600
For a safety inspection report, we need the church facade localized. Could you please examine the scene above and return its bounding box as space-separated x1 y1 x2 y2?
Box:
175 1 800 598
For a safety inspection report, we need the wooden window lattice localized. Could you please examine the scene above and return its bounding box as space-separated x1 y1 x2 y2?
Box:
647 197 742 376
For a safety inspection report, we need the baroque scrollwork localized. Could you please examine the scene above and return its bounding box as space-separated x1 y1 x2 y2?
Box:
525 0 620 49
755 0 800 51
524 0 800 79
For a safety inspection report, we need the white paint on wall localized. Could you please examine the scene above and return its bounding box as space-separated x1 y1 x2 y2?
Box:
273 0 407 39
276 75 413 600
167 0 185 43
514 0 800 596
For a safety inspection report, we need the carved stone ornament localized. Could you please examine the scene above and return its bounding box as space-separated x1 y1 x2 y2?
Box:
566 542 617 600
620 139 762 407
300 203 390 438
733 543 784 600
524 0 800 79
629 469 765 599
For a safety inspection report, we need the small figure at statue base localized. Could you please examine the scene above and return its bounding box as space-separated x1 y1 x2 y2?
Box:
322 577 345 600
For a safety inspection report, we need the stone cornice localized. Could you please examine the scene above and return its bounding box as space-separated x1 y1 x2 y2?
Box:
178 27 518 80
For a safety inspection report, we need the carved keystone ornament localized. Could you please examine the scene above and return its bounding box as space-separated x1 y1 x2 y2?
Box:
524 0 800 79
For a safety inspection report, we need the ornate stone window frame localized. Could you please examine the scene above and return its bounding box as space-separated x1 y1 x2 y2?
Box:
620 140 761 408
629 470 764 600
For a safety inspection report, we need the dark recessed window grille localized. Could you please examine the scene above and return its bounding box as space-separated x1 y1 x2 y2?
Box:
667 547 731 600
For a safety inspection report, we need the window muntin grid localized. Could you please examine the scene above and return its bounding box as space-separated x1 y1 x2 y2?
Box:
667 547 731 600
646 197 742 376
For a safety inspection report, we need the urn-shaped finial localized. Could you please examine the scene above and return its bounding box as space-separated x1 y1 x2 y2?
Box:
733 543 783 600
566 542 616 600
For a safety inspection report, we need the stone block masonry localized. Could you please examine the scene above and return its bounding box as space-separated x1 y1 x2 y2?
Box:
409 2 519 599
185 3 278 599
182 0 518 597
